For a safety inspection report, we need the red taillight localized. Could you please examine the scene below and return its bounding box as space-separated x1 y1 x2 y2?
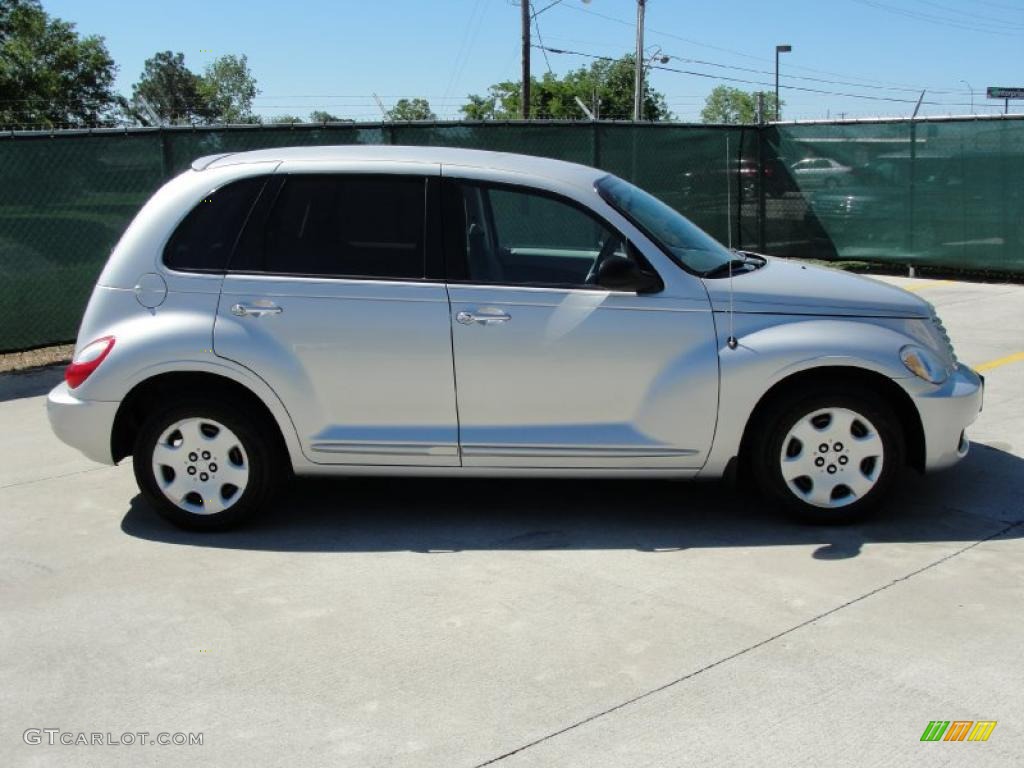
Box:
65 336 115 389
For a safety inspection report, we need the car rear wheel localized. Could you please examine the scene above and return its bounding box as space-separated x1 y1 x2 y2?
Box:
751 390 905 524
133 400 281 530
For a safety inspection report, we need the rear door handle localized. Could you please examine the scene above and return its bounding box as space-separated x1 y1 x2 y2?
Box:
231 302 283 318
456 310 511 326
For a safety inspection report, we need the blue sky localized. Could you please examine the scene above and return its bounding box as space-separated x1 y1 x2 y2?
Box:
46 0 1024 121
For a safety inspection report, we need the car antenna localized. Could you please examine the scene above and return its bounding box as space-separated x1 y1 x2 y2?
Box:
725 134 738 350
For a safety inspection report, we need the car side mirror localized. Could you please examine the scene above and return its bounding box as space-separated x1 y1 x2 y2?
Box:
596 256 662 294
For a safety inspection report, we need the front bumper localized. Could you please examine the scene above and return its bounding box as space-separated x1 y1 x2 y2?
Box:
910 364 984 471
47 382 119 465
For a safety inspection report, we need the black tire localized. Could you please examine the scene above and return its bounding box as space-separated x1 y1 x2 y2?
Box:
748 389 905 524
133 399 282 531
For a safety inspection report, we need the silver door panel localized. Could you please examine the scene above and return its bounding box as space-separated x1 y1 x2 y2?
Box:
215 276 459 466
448 284 719 469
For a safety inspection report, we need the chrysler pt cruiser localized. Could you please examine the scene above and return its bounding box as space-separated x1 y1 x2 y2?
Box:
47 146 983 530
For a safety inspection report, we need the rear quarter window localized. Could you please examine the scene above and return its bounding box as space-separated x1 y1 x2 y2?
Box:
163 177 267 272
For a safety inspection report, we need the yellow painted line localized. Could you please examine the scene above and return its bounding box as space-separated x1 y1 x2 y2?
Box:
902 279 955 292
975 351 1024 373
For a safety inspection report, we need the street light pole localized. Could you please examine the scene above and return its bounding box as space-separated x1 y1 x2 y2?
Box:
775 44 791 121
960 80 974 114
521 0 531 120
633 0 646 121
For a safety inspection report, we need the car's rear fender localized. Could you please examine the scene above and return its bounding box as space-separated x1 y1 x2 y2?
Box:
64 286 306 471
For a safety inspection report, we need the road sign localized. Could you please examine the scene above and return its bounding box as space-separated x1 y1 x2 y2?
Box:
987 87 1024 99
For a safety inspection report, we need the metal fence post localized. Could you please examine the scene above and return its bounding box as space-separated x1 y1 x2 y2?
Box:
159 129 172 180
738 126 748 250
999 118 1010 266
757 121 767 253
907 119 917 266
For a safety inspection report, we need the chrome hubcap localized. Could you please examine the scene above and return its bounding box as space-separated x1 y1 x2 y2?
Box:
151 417 249 515
779 407 884 509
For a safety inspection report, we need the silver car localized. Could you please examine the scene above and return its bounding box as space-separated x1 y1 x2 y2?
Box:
47 146 983 530
791 156 853 189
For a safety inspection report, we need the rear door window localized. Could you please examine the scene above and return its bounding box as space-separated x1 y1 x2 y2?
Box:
236 175 426 279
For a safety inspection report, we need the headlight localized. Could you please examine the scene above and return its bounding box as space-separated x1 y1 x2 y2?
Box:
900 344 948 384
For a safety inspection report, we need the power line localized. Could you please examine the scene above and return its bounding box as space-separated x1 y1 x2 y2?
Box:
557 1 999 93
848 0 1022 34
441 0 488 106
531 3 554 74
534 45 979 108
967 0 1024 11
909 0 1024 26
538 37 971 95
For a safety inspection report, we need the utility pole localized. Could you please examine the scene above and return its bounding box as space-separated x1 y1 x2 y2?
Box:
521 0 531 120
633 0 646 121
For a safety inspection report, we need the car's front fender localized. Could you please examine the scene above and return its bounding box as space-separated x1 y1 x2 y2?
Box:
700 313 926 477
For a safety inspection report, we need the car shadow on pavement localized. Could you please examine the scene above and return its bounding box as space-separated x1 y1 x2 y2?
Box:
0 365 65 402
120 442 1024 559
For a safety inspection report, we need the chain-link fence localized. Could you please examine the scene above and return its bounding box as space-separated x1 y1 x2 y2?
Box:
762 119 1024 271
0 117 1021 352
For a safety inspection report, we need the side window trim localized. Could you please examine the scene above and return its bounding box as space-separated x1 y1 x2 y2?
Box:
424 176 445 281
227 173 435 282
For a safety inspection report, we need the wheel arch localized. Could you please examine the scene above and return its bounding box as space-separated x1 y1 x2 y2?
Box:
737 365 926 476
111 370 296 467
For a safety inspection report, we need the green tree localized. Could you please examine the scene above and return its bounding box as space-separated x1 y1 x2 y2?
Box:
308 110 343 123
270 114 301 123
128 51 209 125
700 85 780 124
199 54 258 123
461 54 671 121
128 51 259 125
0 0 119 127
386 98 436 121
461 93 498 120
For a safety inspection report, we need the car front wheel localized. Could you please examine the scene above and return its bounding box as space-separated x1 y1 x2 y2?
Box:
751 391 905 523
133 400 281 530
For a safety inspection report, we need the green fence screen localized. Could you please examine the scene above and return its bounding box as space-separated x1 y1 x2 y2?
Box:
0 117 1021 351
762 119 1024 270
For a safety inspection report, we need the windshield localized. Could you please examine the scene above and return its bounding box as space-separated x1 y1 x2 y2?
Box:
595 175 734 275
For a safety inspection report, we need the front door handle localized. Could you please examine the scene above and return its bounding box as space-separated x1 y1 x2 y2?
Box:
231 302 283 318
456 310 511 326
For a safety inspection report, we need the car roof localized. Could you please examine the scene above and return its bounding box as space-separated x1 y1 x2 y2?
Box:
193 145 607 189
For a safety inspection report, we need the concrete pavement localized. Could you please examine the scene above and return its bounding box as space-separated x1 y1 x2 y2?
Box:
1 274 1022 767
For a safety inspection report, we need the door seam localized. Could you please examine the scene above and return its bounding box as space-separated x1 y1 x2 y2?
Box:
443 282 464 467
